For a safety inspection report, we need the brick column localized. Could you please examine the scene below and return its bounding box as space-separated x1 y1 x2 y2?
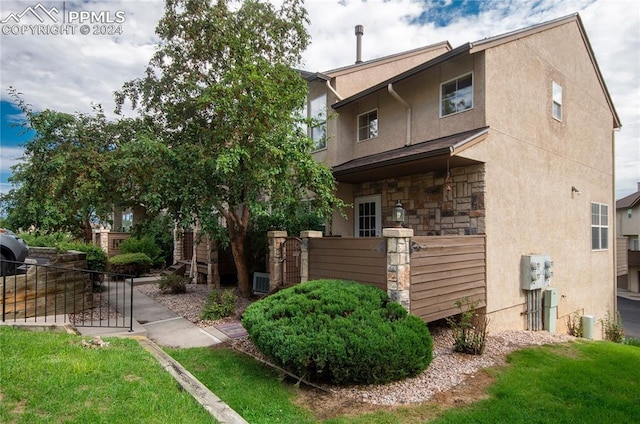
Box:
268 231 288 291
383 227 414 312
300 230 323 283
172 224 183 263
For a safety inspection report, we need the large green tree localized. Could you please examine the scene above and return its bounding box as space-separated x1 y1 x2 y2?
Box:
1 90 116 242
1 90 163 242
116 0 341 297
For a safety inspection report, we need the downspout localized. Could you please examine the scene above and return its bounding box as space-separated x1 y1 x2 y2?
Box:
388 83 411 146
326 80 343 101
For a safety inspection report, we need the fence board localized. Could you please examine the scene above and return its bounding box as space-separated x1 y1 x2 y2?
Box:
410 235 486 322
308 237 385 289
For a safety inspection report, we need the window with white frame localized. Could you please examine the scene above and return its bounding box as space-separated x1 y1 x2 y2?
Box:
357 109 378 141
440 73 473 116
552 81 562 121
355 195 381 237
591 202 608 250
309 94 327 151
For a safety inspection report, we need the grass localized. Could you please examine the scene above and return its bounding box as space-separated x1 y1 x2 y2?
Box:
169 340 640 424
3 326 639 423
0 327 214 423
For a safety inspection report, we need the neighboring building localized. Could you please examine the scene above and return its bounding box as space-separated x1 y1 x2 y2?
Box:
305 14 620 334
616 183 640 292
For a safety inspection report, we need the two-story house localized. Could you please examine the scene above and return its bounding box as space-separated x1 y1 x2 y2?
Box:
616 183 640 292
304 14 620 334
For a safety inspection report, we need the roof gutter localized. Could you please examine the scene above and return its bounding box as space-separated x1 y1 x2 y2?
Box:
326 80 343 101
387 83 411 146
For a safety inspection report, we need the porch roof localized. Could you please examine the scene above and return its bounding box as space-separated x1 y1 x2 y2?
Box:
332 127 488 184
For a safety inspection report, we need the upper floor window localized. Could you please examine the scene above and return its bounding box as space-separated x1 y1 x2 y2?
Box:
591 202 608 250
552 81 562 121
309 94 327 151
440 73 473 117
357 109 378 142
628 208 633 219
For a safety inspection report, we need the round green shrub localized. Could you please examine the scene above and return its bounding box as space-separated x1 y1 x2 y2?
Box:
108 253 152 277
242 279 433 385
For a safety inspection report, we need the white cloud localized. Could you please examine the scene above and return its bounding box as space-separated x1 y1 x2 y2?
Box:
0 0 638 196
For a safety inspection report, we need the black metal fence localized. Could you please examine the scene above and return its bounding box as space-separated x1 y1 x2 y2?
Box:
1 258 134 332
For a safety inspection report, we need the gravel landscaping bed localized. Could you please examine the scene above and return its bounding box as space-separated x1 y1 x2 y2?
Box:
134 281 575 406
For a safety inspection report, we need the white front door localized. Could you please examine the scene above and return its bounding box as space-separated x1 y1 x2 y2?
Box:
355 195 381 237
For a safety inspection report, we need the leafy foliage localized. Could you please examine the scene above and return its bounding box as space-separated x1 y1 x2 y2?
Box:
566 312 584 338
446 298 488 355
158 274 189 294
242 279 433 385
116 0 343 297
601 309 624 343
108 253 152 277
119 236 164 267
18 232 76 248
59 241 108 274
201 289 237 320
130 214 174 268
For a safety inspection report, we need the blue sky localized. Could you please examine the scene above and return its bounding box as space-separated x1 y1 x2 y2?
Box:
1 0 638 199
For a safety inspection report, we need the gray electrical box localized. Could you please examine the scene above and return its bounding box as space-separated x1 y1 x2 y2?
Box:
520 255 553 290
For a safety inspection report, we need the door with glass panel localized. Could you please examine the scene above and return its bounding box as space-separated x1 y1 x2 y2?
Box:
355 195 381 237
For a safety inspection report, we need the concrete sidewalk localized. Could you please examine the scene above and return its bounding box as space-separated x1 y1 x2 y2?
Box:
78 278 246 348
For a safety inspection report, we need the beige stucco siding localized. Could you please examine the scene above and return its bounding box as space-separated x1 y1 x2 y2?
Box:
459 22 616 335
332 54 487 165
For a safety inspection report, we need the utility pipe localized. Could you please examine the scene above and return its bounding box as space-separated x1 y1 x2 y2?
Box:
387 83 411 146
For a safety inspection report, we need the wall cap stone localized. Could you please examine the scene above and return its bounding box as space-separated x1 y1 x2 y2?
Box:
300 230 323 238
382 228 414 238
267 230 288 238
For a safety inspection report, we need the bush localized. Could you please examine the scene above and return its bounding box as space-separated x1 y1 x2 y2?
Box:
242 279 433 385
201 289 237 320
601 309 624 343
108 253 152 277
120 236 164 267
158 274 189 294
59 241 108 273
18 232 75 247
566 312 584 338
446 298 488 355
624 337 640 347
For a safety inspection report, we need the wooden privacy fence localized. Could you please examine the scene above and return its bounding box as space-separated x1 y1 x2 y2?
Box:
273 231 486 323
410 235 486 322
308 237 386 291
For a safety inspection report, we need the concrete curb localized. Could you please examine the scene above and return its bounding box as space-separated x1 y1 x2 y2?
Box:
138 337 249 424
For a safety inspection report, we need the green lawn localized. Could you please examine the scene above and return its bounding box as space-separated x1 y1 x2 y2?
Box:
0 327 214 423
3 326 639 424
169 340 640 424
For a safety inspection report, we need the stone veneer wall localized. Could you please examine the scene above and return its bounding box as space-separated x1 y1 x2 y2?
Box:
353 164 485 236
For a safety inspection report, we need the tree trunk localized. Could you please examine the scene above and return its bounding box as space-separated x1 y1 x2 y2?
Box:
82 215 93 244
229 235 251 298
224 205 252 298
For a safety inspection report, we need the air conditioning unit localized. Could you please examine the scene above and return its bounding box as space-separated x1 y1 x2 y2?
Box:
252 272 270 295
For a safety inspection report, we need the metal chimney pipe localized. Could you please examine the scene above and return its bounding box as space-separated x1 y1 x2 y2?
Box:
355 25 364 64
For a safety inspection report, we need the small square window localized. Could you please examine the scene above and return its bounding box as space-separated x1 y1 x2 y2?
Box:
357 109 378 141
441 73 473 117
552 81 562 121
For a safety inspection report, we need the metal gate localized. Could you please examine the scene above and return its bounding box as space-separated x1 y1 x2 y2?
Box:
281 237 301 285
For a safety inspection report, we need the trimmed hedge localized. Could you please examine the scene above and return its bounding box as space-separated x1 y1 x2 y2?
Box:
242 279 433 385
108 253 152 277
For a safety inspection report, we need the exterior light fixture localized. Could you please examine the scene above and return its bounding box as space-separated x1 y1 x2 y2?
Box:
393 201 405 227
571 186 581 195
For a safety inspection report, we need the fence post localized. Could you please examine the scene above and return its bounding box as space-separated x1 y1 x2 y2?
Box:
383 228 413 312
268 231 288 291
299 231 323 283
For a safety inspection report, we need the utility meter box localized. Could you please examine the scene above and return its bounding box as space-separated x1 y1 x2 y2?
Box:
520 255 553 290
544 287 559 308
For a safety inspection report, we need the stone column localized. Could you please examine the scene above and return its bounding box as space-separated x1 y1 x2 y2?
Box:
383 227 414 312
300 230 323 283
268 231 288 291
172 224 182 263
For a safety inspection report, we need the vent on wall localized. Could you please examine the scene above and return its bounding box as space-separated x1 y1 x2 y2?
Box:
252 272 270 295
